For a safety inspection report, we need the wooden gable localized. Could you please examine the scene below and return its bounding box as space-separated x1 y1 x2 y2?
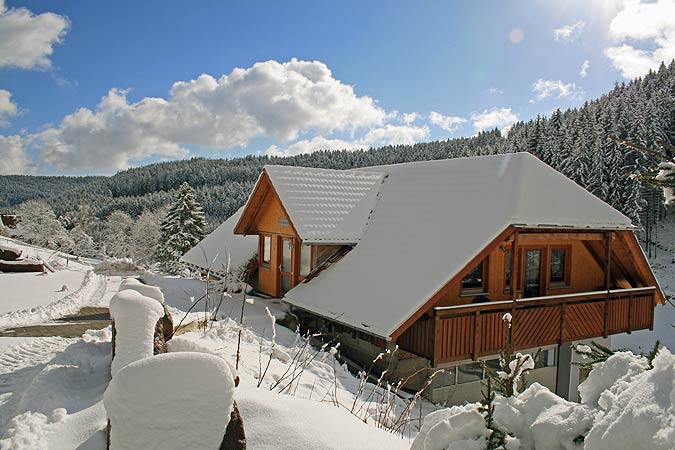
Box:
234 169 299 238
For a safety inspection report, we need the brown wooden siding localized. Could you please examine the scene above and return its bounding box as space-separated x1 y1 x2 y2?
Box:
431 287 655 364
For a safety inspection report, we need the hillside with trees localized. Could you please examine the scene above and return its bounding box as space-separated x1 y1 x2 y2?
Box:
1 60 674 258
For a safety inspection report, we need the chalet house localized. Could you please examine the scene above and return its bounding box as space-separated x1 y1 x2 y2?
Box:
182 153 664 403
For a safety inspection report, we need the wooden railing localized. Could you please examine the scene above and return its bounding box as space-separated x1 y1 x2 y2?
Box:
425 287 656 365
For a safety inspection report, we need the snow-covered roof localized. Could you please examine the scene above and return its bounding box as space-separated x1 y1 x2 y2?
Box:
284 152 635 339
181 207 257 275
261 165 386 243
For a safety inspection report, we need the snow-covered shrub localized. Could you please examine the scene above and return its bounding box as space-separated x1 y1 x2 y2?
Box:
583 348 675 450
104 352 235 450
410 403 490 450
94 258 144 275
493 383 593 450
578 350 649 408
109 289 165 376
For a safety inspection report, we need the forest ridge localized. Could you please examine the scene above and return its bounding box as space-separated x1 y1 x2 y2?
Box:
1 60 674 231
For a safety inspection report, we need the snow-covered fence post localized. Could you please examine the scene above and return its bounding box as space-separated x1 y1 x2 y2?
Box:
109 289 165 377
104 352 236 450
119 278 175 353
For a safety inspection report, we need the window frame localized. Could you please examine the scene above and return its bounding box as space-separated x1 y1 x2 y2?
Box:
548 245 571 289
259 234 272 269
461 260 488 296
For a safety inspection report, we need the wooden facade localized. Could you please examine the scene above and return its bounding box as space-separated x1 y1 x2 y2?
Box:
396 227 662 365
234 171 344 297
233 169 662 368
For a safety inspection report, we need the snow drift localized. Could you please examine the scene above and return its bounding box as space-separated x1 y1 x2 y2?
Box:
412 348 675 450
119 278 165 304
104 352 234 450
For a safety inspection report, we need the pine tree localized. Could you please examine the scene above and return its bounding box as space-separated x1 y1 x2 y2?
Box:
157 182 207 273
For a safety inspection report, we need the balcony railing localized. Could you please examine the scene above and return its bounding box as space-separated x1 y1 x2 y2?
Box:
397 287 656 365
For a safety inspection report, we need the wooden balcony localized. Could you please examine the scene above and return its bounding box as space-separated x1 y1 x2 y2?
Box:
397 287 656 365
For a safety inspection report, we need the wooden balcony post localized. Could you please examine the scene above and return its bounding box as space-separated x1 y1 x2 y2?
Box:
627 294 633 334
473 310 481 360
510 230 519 335
432 313 441 367
603 231 612 338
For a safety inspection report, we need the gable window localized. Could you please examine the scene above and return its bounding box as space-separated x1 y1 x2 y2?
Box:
261 235 271 267
549 247 569 287
461 261 486 294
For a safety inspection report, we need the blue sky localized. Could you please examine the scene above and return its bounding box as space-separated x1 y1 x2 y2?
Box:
1 0 674 175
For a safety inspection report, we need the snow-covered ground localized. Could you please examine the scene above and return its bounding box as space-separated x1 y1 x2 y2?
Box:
0 221 674 449
0 237 93 315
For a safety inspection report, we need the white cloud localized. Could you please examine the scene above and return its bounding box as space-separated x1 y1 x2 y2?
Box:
429 111 467 133
532 79 585 101
605 0 675 79
32 59 388 170
0 0 69 69
402 112 419 124
0 134 32 174
509 28 524 44
484 87 504 95
266 124 429 157
471 108 519 132
553 20 586 42
579 60 590 78
0 89 18 126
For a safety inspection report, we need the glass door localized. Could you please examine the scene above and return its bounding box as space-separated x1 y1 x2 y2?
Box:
279 237 294 294
523 249 542 298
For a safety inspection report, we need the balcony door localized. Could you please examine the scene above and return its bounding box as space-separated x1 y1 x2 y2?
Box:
279 237 294 294
523 249 543 298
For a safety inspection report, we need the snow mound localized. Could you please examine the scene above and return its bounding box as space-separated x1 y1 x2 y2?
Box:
109 289 164 377
104 352 234 450
584 348 675 450
410 403 489 450
236 386 410 450
494 383 593 450
119 279 165 304
578 350 650 408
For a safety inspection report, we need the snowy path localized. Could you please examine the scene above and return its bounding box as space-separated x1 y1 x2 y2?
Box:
0 271 108 330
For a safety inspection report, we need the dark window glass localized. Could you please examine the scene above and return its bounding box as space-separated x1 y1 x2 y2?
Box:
457 362 483 384
550 249 567 284
533 348 556 369
484 357 503 375
505 250 512 292
462 262 484 292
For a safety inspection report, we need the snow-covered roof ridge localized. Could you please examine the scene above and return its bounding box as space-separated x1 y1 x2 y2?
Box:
264 165 387 243
284 152 635 339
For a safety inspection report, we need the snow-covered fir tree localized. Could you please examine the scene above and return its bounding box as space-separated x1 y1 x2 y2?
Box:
157 182 207 273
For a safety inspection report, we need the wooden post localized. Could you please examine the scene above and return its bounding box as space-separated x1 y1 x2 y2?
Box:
473 310 481 361
603 231 612 338
432 313 441 367
510 231 519 338
627 294 633 334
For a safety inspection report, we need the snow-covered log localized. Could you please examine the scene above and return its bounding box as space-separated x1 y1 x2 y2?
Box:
109 290 165 377
0 259 44 272
0 243 22 261
104 352 235 450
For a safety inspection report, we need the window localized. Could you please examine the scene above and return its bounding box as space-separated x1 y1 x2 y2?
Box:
462 261 485 294
549 248 569 286
533 348 556 369
504 250 512 293
261 235 271 266
457 362 483 384
300 244 312 277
